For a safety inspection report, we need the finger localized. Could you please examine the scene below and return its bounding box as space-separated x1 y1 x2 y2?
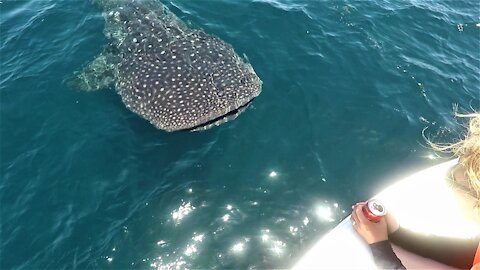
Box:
352 204 363 222
350 208 357 221
378 217 387 226
350 212 359 228
355 204 371 223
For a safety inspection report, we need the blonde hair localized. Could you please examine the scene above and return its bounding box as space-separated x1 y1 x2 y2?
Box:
426 113 480 201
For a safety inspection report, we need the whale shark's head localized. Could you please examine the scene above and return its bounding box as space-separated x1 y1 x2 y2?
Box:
118 44 262 131
74 0 262 132
114 11 263 132
183 65 262 131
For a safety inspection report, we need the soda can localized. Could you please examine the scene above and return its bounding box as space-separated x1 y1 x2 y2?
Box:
362 199 387 222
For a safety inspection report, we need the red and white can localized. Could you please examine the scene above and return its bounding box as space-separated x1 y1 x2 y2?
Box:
362 199 387 222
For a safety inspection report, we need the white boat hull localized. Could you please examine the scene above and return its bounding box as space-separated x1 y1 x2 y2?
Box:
292 160 479 269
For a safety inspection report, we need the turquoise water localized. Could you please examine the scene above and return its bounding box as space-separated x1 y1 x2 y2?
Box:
1 0 479 269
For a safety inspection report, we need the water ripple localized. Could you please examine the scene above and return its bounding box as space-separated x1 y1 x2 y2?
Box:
1 0 479 269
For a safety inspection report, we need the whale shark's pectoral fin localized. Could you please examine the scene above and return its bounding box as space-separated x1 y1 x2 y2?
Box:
68 48 119 91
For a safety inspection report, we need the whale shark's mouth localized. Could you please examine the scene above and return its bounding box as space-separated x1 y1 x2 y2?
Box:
185 98 255 132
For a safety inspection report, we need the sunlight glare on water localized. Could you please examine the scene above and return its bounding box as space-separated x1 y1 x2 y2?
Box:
1 0 479 269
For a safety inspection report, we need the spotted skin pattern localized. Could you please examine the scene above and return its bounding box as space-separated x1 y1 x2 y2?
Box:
81 0 262 131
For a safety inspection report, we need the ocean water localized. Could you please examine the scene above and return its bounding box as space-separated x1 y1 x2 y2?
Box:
1 0 479 269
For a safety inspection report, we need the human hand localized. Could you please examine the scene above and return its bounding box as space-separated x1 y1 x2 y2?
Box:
351 203 388 244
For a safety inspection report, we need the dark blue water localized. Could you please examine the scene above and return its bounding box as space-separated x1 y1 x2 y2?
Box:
1 0 479 269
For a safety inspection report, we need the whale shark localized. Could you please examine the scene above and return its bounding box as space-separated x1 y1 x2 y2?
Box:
73 0 262 131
